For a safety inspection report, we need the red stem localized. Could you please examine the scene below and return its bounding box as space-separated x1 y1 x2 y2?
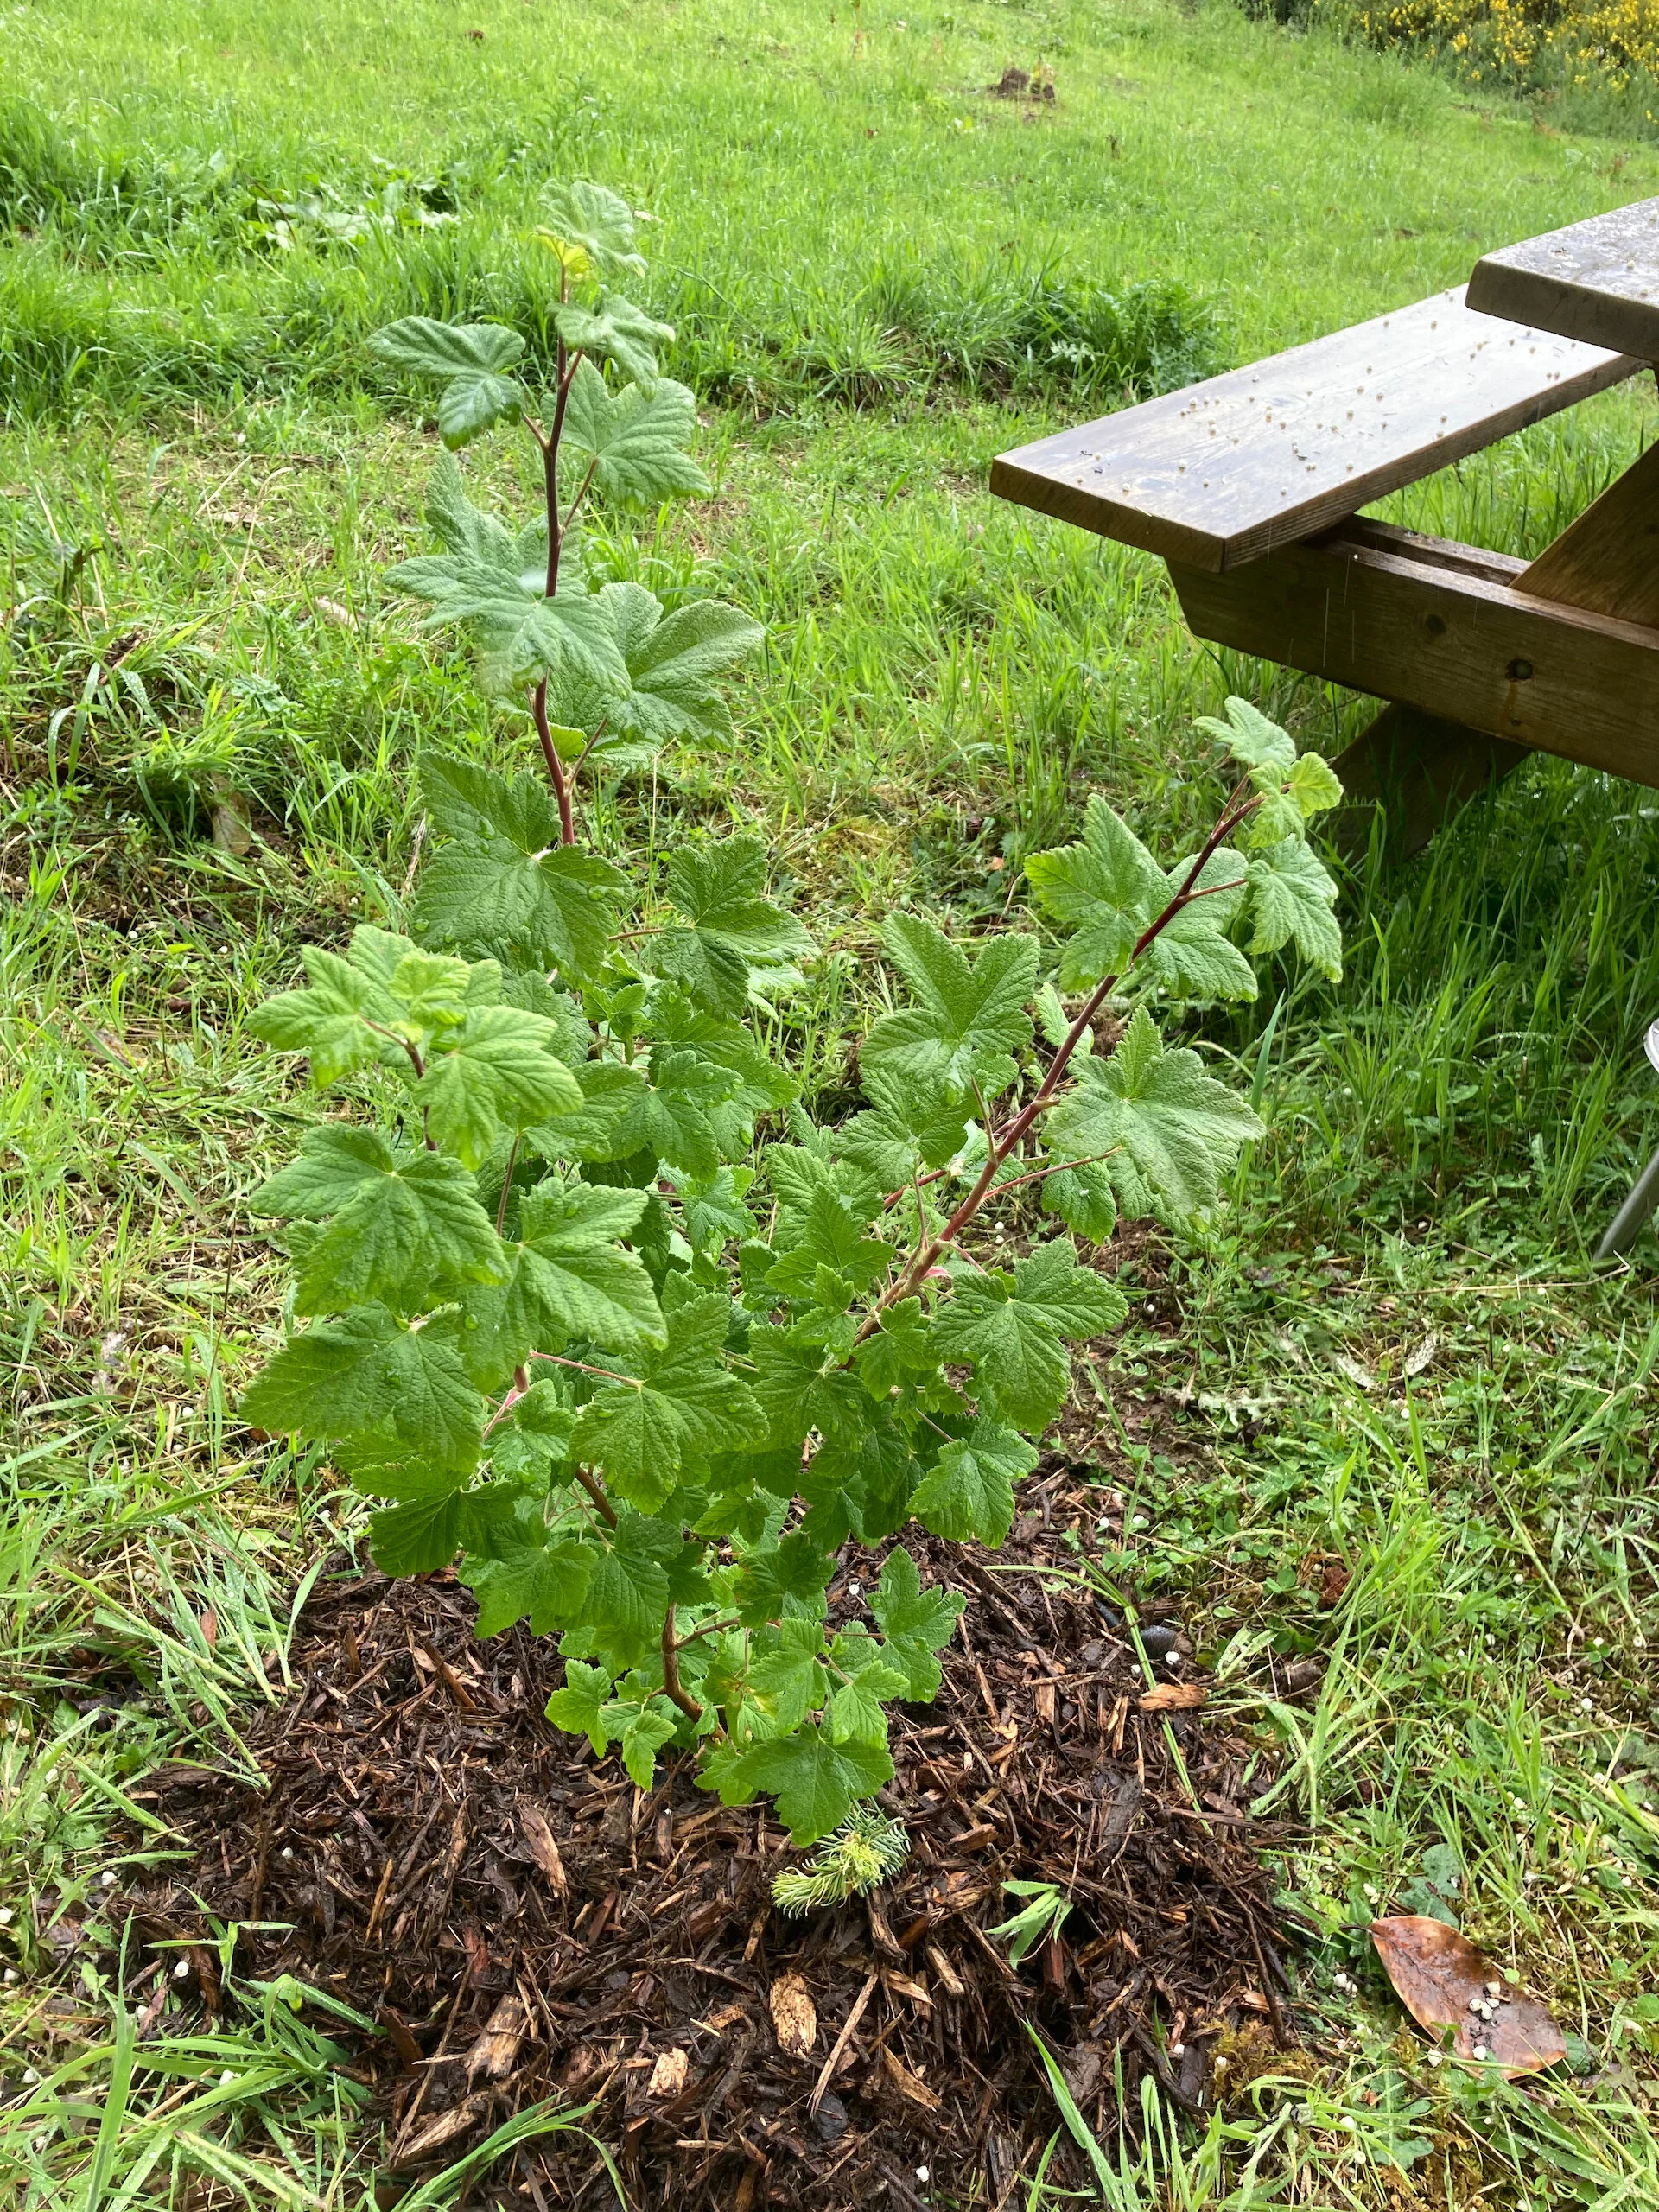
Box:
863 786 1262 1332
532 677 576 845
661 1610 703 1724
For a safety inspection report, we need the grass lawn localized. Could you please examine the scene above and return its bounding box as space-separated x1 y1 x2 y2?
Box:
2 0 1658 2203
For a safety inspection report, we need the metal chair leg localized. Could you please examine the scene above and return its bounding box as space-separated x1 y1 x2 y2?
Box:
1597 1148 1659 1262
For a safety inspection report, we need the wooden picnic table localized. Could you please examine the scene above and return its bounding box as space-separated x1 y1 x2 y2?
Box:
991 199 1659 857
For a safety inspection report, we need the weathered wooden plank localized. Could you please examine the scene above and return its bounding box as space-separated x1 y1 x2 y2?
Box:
1467 198 1659 362
1516 437 1659 627
1166 528 1659 788
1327 704 1528 862
990 290 1636 572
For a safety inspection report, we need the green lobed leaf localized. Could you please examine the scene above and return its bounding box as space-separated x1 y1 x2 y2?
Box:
1045 1004 1264 1223
241 1304 484 1471
559 361 709 505
750 1617 830 1730
458 1179 664 1387
869 1546 966 1701
931 1242 1126 1430
1245 837 1343 980
702 1723 893 1846
862 912 1038 1104
554 291 676 385
253 1127 506 1315
547 583 765 766
464 1535 596 1639
571 1291 766 1509
416 1005 585 1167
910 1420 1039 1546
545 1658 614 1754
540 180 648 279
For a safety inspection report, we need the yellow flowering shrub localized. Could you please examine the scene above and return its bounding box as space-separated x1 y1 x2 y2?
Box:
1319 0 1659 96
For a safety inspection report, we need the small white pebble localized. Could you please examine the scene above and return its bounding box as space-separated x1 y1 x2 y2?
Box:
1426 2050 1441 2067
1213 2056 1229 2073
1170 2042 1185 2059
2 1969 15 1985
173 1959 190 1980
1363 1883 1380 1902
1623 1875 1635 1887
1472 2043 1489 2060
280 1847 293 1860
915 2166 930 2183
1468 1997 1484 2012
848 1580 861 1597
0 1908 12 1926
100 1871 117 1888
22 2066 38 2083
1485 1980 1501 1996
1133 1514 1148 1529
219 2069 235 2086
1581 1697 1594 1712
1342 2115 1357 2130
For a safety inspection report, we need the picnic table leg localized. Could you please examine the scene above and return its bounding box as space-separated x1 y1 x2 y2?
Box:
1327 703 1528 864
1326 435 1659 861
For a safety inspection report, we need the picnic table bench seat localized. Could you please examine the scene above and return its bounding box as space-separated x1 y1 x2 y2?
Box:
992 201 1659 857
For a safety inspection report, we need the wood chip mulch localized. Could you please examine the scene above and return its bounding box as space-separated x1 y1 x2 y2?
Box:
124 1506 1306 2209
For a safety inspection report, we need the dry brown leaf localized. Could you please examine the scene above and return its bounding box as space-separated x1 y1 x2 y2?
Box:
518 1803 567 1896
647 2046 690 2098
880 2045 943 2110
1139 1681 1207 1712
1370 1916 1566 2077
769 1971 817 2058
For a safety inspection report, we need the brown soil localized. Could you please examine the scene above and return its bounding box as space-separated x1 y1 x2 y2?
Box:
126 1502 1305 2209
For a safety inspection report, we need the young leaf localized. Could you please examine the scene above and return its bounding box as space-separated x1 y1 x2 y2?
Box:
554 292 676 385
613 1702 679 1789
1245 837 1343 980
909 1420 1039 1546
751 1617 830 1730
836 1070 971 1189
1046 1005 1264 1222
826 1629 909 1746
676 1164 758 1254
571 1291 766 1508
539 180 648 279
1039 1155 1119 1245
862 912 1039 1103
869 1547 965 1700
241 1304 484 1470
369 319 528 449
250 946 404 1086
252 1127 506 1314
1024 795 1166 990
559 362 710 506
545 1658 615 1754
706 1724 893 1846
1193 695 1295 778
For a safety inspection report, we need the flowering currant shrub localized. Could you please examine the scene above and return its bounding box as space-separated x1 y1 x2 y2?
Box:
239 183 1344 1843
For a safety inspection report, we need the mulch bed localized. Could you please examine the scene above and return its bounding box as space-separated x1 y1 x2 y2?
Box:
124 1482 1306 2209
